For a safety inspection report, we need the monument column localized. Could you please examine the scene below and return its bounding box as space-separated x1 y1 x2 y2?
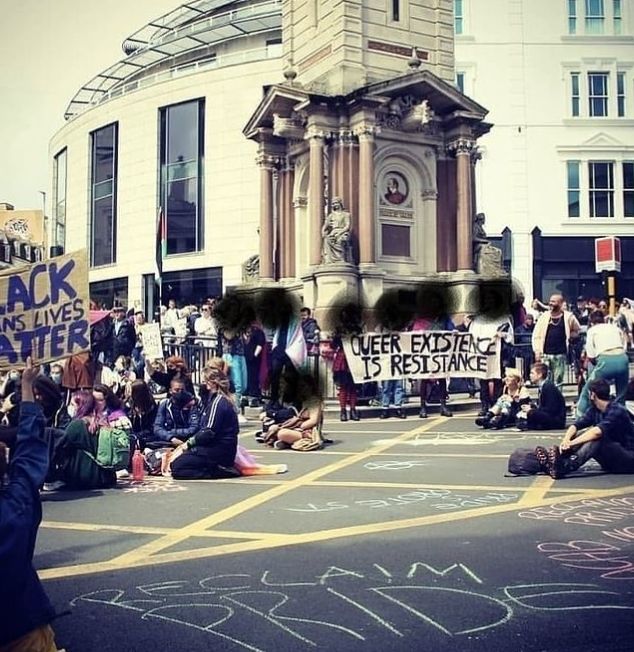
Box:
279 160 296 279
356 126 376 264
257 153 276 280
307 127 325 266
450 138 476 272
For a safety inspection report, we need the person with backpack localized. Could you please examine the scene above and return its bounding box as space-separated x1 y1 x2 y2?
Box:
152 378 201 447
0 357 65 652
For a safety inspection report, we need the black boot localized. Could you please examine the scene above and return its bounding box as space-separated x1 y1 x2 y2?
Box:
340 408 348 422
475 411 494 428
350 407 360 421
440 404 453 417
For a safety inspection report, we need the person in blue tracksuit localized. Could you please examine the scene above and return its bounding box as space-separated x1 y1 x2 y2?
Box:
0 357 62 651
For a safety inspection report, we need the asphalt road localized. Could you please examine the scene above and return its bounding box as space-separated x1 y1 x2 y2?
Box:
37 412 634 652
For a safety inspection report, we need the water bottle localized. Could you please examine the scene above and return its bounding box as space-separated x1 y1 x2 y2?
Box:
132 445 145 482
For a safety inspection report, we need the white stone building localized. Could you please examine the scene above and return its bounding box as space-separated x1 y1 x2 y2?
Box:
454 0 634 302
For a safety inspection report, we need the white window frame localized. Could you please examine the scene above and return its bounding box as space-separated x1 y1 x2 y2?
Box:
588 160 614 217
566 0 624 35
585 0 605 34
562 154 634 222
588 71 609 116
454 0 464 35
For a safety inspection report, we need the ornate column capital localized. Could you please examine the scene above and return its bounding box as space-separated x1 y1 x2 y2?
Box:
352 124 380 141
255 152 282 169
421 189 438 201
447 138 477 156
305 125 327 141
292 196 308 208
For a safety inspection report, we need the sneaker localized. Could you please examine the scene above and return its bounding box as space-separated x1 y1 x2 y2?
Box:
116 469 130 479
42 480 65 492
274 440 289 450
534 446 549 474
254 431 266 443
419 407 428 419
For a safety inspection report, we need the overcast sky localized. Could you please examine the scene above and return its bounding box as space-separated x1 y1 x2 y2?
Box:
0 0 179 212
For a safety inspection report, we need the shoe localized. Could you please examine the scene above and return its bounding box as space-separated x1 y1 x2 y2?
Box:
419 407 428 419
42 480 65 492
440 406 453 417
516 420 529 431
274 440 289 450
116 469 130 479
534 446 549 474
395 408 406 419
489 415 504 429
546 446 563 479
475 413 492 427
340 409 348 422
255 431 267 443
380 409 390 419
468 392 477 399
350 408 360 421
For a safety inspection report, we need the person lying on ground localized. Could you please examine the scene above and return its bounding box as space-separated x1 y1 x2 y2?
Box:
0 357 64 652
536 378 634 479
516 362 567 431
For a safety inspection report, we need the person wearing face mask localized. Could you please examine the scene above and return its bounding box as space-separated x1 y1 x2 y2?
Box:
152 378 201 447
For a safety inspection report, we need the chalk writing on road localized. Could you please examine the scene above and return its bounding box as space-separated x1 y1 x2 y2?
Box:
518 497 634 526
537 539 634 581
363 460 429 471
374 432 560 447
283 490 518 513
69 562 634 651
119 479 187 494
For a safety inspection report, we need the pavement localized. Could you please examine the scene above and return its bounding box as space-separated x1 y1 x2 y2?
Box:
37 406 634 652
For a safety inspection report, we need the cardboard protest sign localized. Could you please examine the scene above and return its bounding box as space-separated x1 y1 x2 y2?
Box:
0 250 90 368
140 323 164 360
342 331 501 383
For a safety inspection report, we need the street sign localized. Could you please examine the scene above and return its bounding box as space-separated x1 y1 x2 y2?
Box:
595 236 621 273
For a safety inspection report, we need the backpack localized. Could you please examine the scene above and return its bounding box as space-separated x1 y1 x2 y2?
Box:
93 427 131 471
507 447 541 475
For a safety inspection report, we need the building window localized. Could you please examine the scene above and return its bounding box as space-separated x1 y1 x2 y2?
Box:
454 0 463 35
568 0 577 33
392 0 400 22
567 161 581 217
159 99 204 255
266 38 282 57
456 72 465 93
589 161 614 217
617 72 626 117
624 162 634 217
588 72 609 116
613 0 622 34
53 148 67 251
571 73 580 116
585 0 604 34
90 123 117 267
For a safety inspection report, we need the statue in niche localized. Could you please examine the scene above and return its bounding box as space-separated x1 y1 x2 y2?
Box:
473 212 505 276
321 197 351 264
242 254 260 282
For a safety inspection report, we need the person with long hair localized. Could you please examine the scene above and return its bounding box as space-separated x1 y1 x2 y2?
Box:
169 368 239 479
127 379 159 450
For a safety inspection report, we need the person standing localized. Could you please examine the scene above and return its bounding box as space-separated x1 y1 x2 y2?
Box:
532 293 580 387
300 307 320 357
109 305 137 367
575 310 629 417
0 358 62 651
243 322 266 407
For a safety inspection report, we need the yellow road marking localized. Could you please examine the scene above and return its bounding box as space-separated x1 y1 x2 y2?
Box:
516 474 556 505
91 419 448 566
39 484 631 581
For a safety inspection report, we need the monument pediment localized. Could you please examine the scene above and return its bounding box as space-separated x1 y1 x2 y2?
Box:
580 132 625 148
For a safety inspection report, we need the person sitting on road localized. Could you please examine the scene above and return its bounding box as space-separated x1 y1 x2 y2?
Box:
516 362 567 431
169 368 239 479
476 368 531 429
536 378 634 479
0 357 64 652
152 378 201 447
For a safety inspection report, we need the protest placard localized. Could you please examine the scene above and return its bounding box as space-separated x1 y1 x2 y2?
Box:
140 323 164 360
0 250 90 368
342 331 501 383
